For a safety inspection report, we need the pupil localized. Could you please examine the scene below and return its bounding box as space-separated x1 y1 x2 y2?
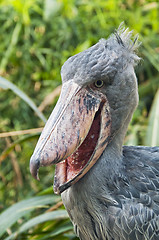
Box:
96 80 102 86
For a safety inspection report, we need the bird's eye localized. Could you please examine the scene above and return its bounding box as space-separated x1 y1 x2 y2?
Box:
94 80 104 88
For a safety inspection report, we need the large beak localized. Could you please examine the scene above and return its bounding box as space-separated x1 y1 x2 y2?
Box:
30 80 111 194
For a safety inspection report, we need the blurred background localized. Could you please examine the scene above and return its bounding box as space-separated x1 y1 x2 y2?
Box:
0 0 159 239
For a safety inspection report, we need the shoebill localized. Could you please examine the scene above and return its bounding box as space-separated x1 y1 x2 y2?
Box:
30 25 159 240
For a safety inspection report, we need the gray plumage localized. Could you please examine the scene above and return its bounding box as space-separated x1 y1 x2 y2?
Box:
61 25 140 85
30 24 159 240
62 146 159 240
61 26 159 240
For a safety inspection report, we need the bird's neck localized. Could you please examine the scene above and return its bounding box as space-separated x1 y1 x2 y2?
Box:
61 111 135 240
110 107 134 153
61 132 125 240
61 115 133 238
93 109 133 179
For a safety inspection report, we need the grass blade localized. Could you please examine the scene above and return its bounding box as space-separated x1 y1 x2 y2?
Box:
4 211 69 240
0 195 60 237
0 133 39 162
0 76 47 123
38 223 73 240
19 210 68 233
145 89 159 146
0 22 21 70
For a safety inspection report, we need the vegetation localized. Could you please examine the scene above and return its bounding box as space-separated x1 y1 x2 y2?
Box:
0 0 159 239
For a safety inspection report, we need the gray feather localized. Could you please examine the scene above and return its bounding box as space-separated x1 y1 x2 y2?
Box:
61 23 140 85
59 24 159 240
62 146 159 240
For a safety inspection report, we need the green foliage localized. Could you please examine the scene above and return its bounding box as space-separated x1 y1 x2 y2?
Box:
0 0 159 239
0 195 60 237
145 89 159 146
0 193 76 239
0 76 46 122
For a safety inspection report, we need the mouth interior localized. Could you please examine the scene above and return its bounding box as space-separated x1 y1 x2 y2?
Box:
55 108 101 187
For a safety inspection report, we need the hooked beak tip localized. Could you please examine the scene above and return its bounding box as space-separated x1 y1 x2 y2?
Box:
30 156 40 181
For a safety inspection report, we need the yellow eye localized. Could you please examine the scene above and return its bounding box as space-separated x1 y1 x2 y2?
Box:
94 80 104 88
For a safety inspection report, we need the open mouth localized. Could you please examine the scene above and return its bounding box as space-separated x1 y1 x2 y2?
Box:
54 108 101 193
30 80 111 194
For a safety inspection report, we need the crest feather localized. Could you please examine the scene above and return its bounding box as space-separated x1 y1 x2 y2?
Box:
115 22 141 53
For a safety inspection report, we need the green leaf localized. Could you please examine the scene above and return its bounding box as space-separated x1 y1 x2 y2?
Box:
4 210 69 240
125 125 139 146
145 89 159 146
0 76 47 123
44 0 61 21
40 223 73 239
19 210 68 233
0 195 60 237
38 186 53 196
0 22 22 70
0 133 39 161
142 39 159 72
